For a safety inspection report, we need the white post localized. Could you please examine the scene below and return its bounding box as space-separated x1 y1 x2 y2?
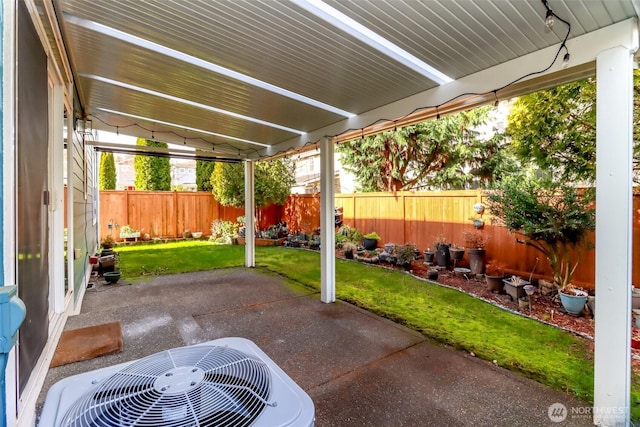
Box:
320 137 335 303
49 83 65 314
593 46 634 426
244 160 255 268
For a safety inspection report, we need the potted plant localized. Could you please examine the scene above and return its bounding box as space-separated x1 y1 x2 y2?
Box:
342 242 357 260
423 248 435 265
392 243 416 270
487 177 595 314
119 225 140 240
449 245 465 263
485 260 505 293
503 275 531 301
101 234 115 250
433 235 450 267
463 231 487 275
362 232 381 250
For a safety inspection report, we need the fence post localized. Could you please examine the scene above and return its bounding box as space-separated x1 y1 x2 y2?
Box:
124 190 129 229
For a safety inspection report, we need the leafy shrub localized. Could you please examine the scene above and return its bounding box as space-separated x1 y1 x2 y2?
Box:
210 219 239 245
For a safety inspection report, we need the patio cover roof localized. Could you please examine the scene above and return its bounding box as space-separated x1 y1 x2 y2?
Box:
36 0 640 160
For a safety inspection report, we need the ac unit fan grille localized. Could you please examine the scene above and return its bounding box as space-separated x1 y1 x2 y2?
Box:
61 345 273 427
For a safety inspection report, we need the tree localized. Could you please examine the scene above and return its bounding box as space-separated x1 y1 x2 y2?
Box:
196 155 216 191
507 71 640 185
210 158 295 208
336 106 515 192
133 138 171 190
487 176 594 290
99 152 116 190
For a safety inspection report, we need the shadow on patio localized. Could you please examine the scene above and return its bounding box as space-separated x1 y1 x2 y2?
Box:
36 267 590 426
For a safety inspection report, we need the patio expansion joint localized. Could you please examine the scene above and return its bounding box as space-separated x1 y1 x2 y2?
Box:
191 292 318 319
305 339 427 393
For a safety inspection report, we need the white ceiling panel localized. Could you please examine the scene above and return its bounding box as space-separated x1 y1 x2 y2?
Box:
45 0 638 160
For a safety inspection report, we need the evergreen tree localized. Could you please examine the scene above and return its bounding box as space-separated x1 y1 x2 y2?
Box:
210 159 295 207
196 156 216 191
133 138 171 190
99 152 116 190
337 106 515 192
507 70 640 184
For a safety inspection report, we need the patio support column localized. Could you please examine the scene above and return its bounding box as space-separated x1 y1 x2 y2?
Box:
244 160 255 268
593 45 635 426
320 137 335 303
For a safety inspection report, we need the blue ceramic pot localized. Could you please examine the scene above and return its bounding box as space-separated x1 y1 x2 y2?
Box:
559 290 588 315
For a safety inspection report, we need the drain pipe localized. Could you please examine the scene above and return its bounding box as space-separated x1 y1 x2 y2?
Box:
0 286 26 427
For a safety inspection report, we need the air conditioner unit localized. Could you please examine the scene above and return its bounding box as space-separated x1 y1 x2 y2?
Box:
40 337 314 426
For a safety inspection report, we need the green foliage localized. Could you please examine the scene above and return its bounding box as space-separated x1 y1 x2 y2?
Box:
508 71 640 184
209 219 239 245
98 152 116 190
335 225 361 247
337 106 517 192
133 138 171 190
210 159 295 207
507 79 596 184
363 231 381 240
487 177 595 289
196 156 216 191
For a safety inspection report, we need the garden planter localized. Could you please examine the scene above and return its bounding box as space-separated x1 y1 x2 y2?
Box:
467 248 486 274
427 270 439 280
559 289 588 315
362 238 378 250
423 250 434 265
502 278 530 301
236 237 286 246
103 271 121 284
450 248 464 262
485 275 504 293
435 244 450 267
344 250 354 259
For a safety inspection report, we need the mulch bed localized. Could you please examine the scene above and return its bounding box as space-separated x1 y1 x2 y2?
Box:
335 249 640 375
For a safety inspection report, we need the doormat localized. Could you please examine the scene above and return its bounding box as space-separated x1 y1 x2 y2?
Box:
50 321 123 368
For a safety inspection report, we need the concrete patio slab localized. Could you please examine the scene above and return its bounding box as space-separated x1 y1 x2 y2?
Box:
36 267 591 426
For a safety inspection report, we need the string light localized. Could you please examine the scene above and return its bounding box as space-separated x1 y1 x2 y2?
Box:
545 9 554 29
90 0 571 162
561 44 570 68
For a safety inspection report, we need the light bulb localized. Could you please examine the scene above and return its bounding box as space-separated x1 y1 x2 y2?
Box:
545 10 554 29
562 52 570 68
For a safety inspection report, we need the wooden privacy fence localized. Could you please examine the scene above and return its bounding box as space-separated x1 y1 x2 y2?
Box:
98 190 640 289
99 190 281 241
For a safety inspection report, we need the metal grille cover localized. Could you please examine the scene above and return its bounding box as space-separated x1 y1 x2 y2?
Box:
41 338 314 427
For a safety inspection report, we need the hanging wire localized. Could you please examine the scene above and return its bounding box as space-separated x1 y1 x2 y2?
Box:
88 0 571 162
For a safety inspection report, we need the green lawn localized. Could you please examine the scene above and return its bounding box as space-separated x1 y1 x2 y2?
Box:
115 241 639 417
